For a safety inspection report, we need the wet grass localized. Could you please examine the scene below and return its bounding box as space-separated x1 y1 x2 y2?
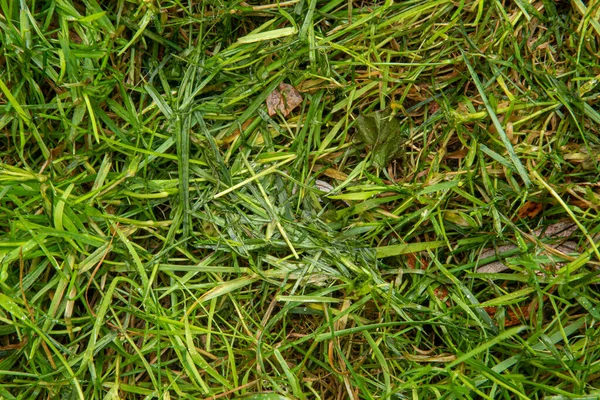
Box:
1 0 600 399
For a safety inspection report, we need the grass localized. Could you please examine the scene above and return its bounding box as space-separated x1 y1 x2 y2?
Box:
1 0 600 398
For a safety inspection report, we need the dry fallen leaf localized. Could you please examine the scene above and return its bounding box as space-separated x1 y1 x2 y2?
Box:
266 83 303 117
476 221 579 274
322 168 348 181
477 245 519 273
515 201 544 220
485 305 532 327
534 221 577 238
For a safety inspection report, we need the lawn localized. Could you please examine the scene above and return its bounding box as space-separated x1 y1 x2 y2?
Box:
1 0 600 399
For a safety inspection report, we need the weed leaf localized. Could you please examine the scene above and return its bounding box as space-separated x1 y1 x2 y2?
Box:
356 110 407 168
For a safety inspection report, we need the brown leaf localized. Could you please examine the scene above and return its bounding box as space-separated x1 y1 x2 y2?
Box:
514 201 543 220
266 83 303 117
476 221 580 274
505 305 530 327
322 168 348 181
477 260 510 274
406 253 417 269
484 305 530 327
533 220 577 238
223 118 254 145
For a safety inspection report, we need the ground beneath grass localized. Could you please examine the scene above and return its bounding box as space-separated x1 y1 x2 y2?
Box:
1 1 600 399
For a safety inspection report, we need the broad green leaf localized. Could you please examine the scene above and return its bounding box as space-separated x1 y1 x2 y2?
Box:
355 110 408 168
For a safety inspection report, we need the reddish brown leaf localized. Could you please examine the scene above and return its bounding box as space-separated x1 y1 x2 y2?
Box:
406 253 417 269
266 83 303 117
515 201 543 220
505 306 528 327
433 286 448 301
